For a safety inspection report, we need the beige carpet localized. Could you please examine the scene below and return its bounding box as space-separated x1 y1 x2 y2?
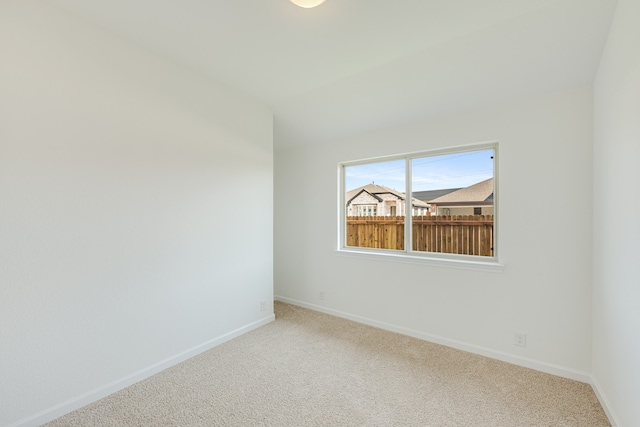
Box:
46 302 610 426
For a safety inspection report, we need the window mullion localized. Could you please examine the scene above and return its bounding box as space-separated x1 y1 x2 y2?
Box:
339 165 346 250
405 157 412 254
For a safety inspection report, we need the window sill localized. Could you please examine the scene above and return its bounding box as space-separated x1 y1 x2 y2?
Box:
334 248 504 273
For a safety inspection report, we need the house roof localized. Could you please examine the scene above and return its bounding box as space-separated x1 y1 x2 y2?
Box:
346 183 429 208
428 178 494 204
413 188 462 203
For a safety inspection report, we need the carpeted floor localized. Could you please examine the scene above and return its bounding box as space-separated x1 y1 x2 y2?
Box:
46 302 610 426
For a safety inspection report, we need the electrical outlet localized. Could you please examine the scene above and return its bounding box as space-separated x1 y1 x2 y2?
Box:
260 300 267 311
319 291 325 301
514 332 527 347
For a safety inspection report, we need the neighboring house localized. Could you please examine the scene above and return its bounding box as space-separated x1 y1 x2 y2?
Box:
346 183 430 216
428 178 494 216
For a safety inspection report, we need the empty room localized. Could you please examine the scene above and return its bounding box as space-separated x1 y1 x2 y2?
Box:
1 0 638 426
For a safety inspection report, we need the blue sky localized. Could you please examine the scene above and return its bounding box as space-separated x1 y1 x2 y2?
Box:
345 149 494 192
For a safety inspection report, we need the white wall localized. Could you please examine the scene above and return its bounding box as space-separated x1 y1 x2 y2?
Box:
0 2 273 426
275 85 594 379
593 0 640 425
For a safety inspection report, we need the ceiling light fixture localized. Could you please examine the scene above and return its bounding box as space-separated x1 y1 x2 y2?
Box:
289 0 326 8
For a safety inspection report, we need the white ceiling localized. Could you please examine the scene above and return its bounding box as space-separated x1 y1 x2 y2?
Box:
47 0 617 149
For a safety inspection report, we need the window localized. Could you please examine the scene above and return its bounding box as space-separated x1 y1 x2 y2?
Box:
356 205 377 216
340 142 498 263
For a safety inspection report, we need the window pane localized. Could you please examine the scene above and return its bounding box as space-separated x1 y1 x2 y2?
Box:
411 149 494 257
345 160 405 250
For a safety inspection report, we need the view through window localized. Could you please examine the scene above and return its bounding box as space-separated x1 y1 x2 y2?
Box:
342 145 496 259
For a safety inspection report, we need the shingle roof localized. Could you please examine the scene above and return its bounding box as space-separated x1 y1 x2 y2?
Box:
346 183 429 208
427 178 494 204
413 188 461 202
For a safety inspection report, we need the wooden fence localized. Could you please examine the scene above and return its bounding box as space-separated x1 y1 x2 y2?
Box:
346 215 494 256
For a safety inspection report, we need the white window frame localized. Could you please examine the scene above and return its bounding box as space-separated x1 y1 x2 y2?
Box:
337 141 503 273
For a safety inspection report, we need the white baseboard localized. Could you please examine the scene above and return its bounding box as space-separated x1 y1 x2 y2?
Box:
275 295 592 383
590 375 621 427
8 314 275 427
